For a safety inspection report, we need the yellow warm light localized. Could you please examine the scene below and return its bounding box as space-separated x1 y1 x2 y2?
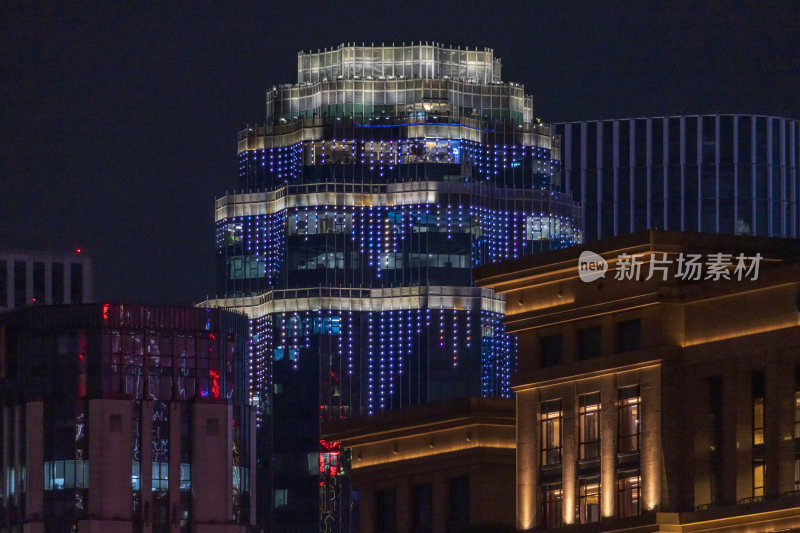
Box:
656 505 800 531
564 489 575 525
514 294 575 314
644 460 660 511
518 483 534 530
349 425 515 469
683 320 800 347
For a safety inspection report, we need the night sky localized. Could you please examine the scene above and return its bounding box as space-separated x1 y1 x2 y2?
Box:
1 1 797 305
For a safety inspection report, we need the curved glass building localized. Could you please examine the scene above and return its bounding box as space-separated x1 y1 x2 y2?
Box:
554 115 800 241
204 42 582 532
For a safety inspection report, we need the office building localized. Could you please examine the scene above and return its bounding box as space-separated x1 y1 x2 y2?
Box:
553 115 800 240
0 303 255 533
475 230 800 531
322 397 516 533
0 250 92 310
202 42 582 531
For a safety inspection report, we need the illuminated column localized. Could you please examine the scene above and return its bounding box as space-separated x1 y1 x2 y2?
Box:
600 375 617 518
516 390 538 530
562 387 577 525
641 366 662 511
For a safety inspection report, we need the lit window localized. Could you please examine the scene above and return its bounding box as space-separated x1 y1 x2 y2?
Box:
579 392 601 460
233 466 249 492
752 371 766 498
152 462 168 491
578 477 600 524
43 460 89 490
180 463 191 492
794 391 800 440
132 461 140 490
618 386 640 453
617 474 641 517
6 467 14 496
274 488 288 509
795 389 800 490
753 460 765 498
541 399 562 466
795 458 800 492
753 397 764 446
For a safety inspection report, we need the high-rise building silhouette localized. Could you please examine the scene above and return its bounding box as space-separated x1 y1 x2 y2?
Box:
202 42 582 531
553 115 800 241
0 250 92 311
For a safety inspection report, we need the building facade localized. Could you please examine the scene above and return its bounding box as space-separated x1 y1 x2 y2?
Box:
0 250 92 311
202 42 582 532
322 397 516 533
554 115 800 241
476 230 800 531
0 304 255 533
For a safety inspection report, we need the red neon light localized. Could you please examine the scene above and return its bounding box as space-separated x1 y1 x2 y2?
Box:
75 248 81 254
102 303 110 320
319 440 343 477
209 369 220 399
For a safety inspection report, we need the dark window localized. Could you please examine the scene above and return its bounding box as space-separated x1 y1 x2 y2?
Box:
411 482 432 533
540 334 563 367
0 260 6 307
618 385 641 453
52 263 64 304
70 263 83 303
578 326 602 359
541 483 563 528
376 488 396 533
617 473 641 517
579 392 601 459
618 319 641 352
447 476 469 529
33 261 45 303
541 399 563 465
14 260 26 308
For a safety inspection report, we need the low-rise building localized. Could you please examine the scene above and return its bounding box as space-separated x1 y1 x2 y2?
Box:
0 303 255 533
322 397 516 533
475 230 800 531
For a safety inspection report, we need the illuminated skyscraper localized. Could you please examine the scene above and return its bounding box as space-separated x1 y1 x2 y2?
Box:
202 42 582 532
